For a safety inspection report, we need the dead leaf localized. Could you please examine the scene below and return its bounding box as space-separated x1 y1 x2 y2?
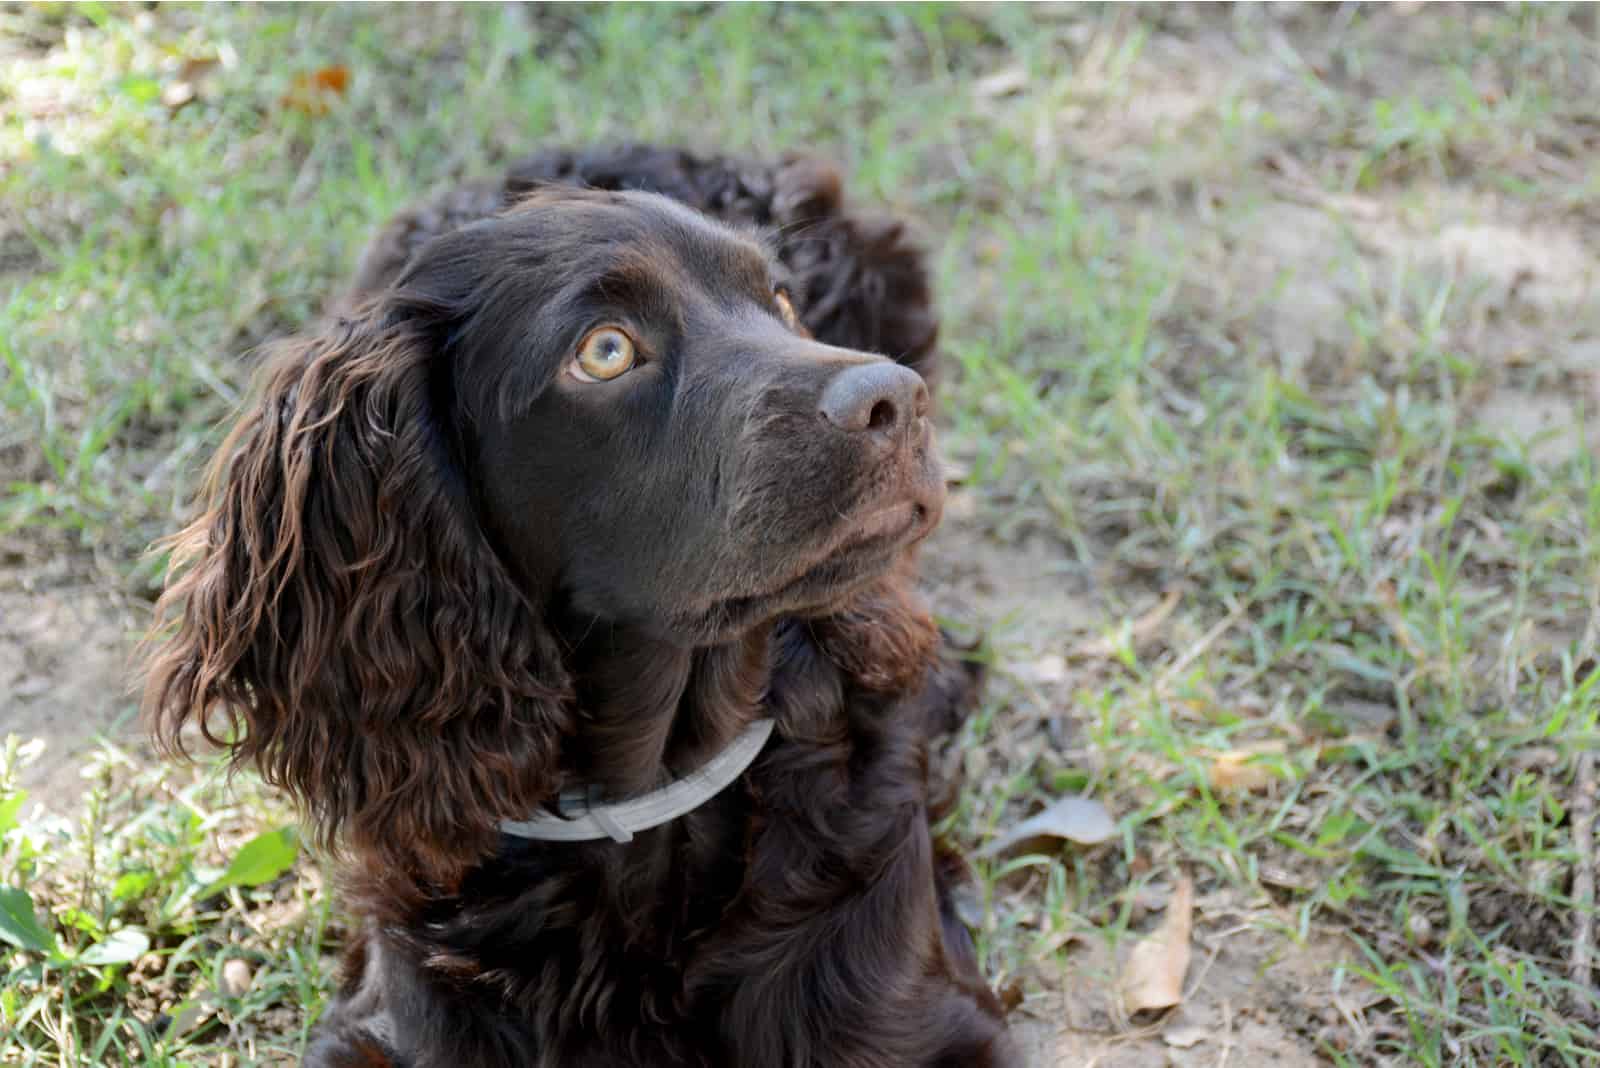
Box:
1018 654 1067 685
978 796 1116 857
1162 1022 1210 1049
1325 699 1397 736
219 958 253 997
1069 588 1182 660
162 55 220 112
1209 751 1286 793
973 66 1028 100
1258 864 1315 893
316 66 349 92
282 65 350 115
1120 875 1193 1014
1374 579 1425 660
1208 743 1287 793
161 81 197 111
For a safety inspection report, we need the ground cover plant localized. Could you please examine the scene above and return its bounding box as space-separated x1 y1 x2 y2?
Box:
3 4 1598 1065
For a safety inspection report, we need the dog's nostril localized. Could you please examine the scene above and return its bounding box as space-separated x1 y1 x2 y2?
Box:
867 399 897 432
818 361 926 436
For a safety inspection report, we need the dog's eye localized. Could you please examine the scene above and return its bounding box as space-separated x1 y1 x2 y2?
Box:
572 327 637 382
774 289 800 331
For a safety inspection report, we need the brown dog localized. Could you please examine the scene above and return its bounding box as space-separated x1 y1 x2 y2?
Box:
146 177 1014 1066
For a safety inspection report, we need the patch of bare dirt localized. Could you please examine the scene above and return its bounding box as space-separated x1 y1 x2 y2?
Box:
924 496 1098 640
1176 180 1600 476
0 547 144 810
1000 868 1363 1067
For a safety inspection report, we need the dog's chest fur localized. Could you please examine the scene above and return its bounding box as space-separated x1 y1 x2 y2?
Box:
336 626 950 1067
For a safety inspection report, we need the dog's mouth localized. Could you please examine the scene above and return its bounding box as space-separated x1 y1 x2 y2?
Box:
738 463 945 613
841 500 930 550
677 427 946 640
831 495 940 564
684 486 942 640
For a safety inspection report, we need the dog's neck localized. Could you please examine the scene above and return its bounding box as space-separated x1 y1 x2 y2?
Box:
558 618 773 800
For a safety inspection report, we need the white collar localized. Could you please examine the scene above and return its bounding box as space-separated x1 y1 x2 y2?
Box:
498 718 775 844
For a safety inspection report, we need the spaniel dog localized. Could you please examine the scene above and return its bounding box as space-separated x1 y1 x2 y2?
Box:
144 146 1015 1067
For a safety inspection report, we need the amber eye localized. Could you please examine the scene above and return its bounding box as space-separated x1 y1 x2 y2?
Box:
572 326 637 382
774 289 800 331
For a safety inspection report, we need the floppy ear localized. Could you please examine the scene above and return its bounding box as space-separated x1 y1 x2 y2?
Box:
772 157 942 386
143 302 571 890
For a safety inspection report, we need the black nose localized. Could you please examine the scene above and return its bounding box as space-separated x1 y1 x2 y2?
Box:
818 362 929 437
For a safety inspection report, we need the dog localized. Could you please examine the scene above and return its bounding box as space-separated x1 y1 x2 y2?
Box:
144 153 1014 1067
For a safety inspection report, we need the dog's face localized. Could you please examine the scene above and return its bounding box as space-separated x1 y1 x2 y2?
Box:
408 188 944 642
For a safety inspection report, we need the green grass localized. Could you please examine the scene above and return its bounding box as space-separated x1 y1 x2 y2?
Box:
0 738 329 1064
4 4 1599 1064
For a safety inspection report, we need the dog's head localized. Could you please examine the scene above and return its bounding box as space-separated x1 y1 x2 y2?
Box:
453 188 943 639
144 188 943 885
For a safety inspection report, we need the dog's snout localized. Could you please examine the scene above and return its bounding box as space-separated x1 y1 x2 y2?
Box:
818 362 928 437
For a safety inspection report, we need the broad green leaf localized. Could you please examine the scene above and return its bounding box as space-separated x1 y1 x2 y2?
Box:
0 789 26 837
117 75 162 104
0 886 58 956
198 826 299 899
60 906 103 938
77 928 150 967
112 870 157 902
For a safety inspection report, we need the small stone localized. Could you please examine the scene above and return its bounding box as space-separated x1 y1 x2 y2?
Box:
219 958 253 998
1163 1022 1209 1049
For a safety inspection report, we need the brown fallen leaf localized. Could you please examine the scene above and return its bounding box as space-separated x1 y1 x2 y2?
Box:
973 66 1028 99
1374 579 1425 661
1162 1021 1210 1049
282 65 351 115
1017 653 1067 685
219 957 253 998
977 796 1117 858
1208 742 1289 793
162 55 221 112
1120 875 1193 1015
162 81 198 111
1069 588 1182 660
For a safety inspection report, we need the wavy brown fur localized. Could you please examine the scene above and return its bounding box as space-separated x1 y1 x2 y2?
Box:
144 307 574 891
144 164 1013 1066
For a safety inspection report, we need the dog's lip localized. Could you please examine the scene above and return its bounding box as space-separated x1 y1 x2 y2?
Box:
693 447 947 631
685 480 943 638
773 481 943 593
842 502 921 547
781 453 946 577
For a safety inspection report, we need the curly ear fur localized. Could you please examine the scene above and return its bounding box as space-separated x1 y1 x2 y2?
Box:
770 157 941 385
142 305 571 890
